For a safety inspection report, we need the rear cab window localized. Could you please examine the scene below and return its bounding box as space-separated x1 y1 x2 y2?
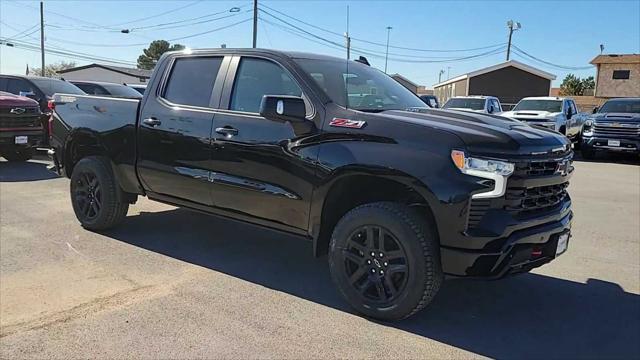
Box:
162 57 224 108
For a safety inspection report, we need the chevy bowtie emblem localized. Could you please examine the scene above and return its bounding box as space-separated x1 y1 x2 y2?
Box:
10 108 26 114
612 122 621 127
330 118 367 129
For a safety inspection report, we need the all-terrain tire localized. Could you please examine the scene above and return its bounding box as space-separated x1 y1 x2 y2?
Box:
70 156 129 231
328 202 443 321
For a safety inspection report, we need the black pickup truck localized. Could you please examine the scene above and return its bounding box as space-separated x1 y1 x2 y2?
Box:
581 98 640 159
49 49 573 320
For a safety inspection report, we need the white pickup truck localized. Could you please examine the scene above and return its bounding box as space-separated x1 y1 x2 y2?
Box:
442 96 503 115
500 96 587 143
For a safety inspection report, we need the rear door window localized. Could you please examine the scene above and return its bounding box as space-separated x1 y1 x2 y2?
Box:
230 58 302 113
163 57 223 108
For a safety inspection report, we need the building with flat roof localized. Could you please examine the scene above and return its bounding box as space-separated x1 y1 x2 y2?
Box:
590 54 640 98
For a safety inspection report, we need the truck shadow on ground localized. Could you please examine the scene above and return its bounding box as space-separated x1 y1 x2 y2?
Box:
106 208 639 359
0 159 59 182
572 151 639 166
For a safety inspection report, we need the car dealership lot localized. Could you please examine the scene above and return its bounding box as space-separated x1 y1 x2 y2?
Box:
1 155 638 359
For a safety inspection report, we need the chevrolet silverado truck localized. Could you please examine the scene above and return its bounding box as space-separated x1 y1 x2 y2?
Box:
581 98 640 159
0 91 43 161
501 96 587 144
49 49 574 320
442 96 503 114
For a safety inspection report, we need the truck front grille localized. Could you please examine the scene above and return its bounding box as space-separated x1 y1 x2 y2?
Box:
593 124 640 137
505 182 569 215
0 108 42 129
513 160 559 177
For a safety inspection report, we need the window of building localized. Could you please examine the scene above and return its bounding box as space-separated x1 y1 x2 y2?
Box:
612 70 630 80
163 57 223 107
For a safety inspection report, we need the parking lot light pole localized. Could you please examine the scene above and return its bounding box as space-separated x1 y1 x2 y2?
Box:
384 26 392 74
40 1 45 76
252 0 258 48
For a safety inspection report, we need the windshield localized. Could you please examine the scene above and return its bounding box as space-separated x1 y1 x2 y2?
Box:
443 98 485 110
598 99 640 114
295 59 426 112
101 84 143 98
513 100 562 113
29 78 85 96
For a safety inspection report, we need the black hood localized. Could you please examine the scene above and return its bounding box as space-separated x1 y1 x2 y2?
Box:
591 112 640 123
376 108 570 158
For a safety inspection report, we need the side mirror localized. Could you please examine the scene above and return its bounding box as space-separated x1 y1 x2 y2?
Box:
566 107 572 119
592 106 599 114
260 95 307 123
488 105 494 114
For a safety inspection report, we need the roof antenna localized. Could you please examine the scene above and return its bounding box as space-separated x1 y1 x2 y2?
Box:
355 56 370 66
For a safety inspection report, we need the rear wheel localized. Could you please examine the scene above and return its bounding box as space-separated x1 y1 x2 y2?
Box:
2 147 34 162
70 156 129 231
328 202 443 321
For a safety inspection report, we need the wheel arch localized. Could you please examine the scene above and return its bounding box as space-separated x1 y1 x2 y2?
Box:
310 166 440 257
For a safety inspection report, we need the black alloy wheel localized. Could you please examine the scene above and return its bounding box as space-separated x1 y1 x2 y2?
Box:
342 225 409 304
73 171 102 221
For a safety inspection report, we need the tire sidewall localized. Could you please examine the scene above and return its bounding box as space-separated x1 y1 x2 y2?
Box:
329 204 434 320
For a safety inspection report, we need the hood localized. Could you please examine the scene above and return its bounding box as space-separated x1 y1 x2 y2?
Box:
0 91 39 108
376 108 570 157
501 110 561 120
591 112 640 123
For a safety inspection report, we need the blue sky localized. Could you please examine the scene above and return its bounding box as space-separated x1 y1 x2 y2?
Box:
1 0 639 87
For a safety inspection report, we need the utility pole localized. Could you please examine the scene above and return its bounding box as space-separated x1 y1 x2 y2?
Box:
40 1 45 76
345 5 350 60
384 26 392 74
252 0 258 48
506 20 521 61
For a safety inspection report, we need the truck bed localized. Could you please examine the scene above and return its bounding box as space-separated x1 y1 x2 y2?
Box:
51 93 142 192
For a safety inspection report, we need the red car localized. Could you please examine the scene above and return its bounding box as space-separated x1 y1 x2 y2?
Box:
0 91 43 161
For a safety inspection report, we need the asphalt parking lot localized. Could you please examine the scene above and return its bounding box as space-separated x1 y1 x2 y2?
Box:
1 153 639 359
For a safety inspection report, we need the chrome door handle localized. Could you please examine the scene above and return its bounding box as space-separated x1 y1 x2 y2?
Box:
215 126 239 137
142 117 161 127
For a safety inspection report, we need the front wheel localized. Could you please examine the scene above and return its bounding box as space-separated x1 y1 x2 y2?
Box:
2 147 34 162
328 202 443 321
70 156 129 231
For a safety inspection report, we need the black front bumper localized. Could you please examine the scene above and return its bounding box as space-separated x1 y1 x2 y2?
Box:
441 205 572 278
582 136 640 154
0 129 43 148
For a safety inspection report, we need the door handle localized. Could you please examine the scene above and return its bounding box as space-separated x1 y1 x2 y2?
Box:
215 126 239 137
142 117 161 127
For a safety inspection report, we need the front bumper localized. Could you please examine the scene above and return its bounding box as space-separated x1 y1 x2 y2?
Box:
582 135 640 154
0 129 43 148
441 206 572 278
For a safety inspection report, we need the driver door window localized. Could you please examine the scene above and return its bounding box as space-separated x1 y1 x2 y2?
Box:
230 58 302 113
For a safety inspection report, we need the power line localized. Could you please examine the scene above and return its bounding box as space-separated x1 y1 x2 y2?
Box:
129 10 249 32
511 45 593 70
259 2 506 53
108 0 204 27
260 11 507 64
1 38 137 66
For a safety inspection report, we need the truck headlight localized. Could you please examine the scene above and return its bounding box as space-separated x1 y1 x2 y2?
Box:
451 150 514 199
583 119 594 136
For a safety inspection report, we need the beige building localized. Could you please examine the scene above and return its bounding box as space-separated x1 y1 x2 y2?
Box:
590 54 640 98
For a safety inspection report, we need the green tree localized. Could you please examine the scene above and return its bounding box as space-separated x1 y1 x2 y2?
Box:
30 61 77 78
581 76 595 91
137 40 184 70
559 74 584 96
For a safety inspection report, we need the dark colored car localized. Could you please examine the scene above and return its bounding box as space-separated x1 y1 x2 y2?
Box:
49 49 573 321
0 75 85 146
419 95 439 108
581 98 640 159
70 81 143 99
0 91 43 161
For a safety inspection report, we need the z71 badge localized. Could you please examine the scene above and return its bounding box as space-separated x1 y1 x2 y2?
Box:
329 118 367 129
